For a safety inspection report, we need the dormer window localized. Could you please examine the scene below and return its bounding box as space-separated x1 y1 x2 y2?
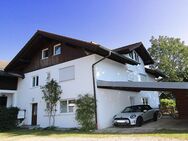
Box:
42 48 49 59
54 44 61 55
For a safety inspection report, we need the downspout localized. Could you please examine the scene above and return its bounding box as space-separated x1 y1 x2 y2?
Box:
92 51 112 129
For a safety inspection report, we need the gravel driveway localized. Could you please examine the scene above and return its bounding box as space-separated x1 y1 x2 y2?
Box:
97 118 188 133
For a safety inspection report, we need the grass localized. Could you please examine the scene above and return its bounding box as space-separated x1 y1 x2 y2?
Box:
0 129 188 140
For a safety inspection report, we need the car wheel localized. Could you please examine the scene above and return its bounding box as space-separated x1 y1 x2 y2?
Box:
153 112 158 121
136 117 143 127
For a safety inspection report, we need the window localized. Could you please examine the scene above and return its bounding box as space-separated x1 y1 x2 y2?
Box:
59 66 75 82
60 100 76 113
142 97 148 105
128 51 139 62
54 44 61 55
42 48 49 59
32 76 39 87
129 52 134 59
134 51 139 62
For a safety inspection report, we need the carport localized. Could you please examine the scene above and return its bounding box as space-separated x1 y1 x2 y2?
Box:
97 80 188 119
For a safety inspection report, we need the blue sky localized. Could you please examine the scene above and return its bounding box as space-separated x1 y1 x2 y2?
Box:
1 0 188 61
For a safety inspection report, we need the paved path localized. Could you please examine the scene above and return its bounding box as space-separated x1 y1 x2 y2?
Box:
97 118 188 133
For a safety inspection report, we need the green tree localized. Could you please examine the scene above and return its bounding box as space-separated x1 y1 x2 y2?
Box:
75 94 95 131
41 79 62 127
148 36 188 82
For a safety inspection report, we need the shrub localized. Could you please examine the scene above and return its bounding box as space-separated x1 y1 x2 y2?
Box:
0 107 19 131
160 99 176 108
75 94 95 131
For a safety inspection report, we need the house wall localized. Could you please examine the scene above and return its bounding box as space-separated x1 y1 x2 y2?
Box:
16 53 159 129
95 55 159 129
16 55 96 128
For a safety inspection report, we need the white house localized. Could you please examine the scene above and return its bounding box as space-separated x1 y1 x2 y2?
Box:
0 30 164 129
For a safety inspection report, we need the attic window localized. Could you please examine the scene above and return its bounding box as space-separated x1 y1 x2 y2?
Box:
42 48 49 59
54 44 61 55
129 52 134 59
129 51 139 62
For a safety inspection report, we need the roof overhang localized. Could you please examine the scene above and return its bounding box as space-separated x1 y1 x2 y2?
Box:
0 70 24 78
5 30 138 73
97 80 188 91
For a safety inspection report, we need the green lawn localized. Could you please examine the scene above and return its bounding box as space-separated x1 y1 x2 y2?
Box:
0 129 188 140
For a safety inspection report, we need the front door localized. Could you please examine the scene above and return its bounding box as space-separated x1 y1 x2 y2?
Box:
31 103 37 125
0 96 7 108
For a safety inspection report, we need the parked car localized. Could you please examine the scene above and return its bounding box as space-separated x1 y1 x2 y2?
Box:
113 105 159 127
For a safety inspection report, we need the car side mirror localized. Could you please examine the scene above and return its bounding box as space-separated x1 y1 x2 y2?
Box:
143 110 147 113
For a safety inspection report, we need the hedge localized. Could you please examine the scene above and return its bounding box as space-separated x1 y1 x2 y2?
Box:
0 107 19 131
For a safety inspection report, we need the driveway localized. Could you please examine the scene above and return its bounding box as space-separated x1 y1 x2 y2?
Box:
97 117 188 133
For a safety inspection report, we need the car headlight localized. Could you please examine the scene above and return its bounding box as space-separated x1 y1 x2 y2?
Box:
130 114 136 119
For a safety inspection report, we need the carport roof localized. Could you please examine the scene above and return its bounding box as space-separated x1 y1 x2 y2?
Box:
97 80 188 91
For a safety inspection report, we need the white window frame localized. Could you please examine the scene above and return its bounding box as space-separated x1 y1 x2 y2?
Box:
42 48 49 59
32 75 39 87
60 99 76 113
142 97 149 105
53 43 61 56
128 51 139 63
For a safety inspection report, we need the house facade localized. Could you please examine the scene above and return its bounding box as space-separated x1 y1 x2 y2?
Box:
1 31 163 129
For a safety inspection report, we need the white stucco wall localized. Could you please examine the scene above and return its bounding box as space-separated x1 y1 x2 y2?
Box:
16 55 96 128
15 53 159 129
95 55 159 129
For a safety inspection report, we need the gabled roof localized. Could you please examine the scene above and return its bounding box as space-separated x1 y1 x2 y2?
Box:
5 30 138 72
145 68 166 78
113 42 154 65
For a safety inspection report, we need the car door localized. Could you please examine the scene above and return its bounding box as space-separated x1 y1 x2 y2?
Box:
142 105 153 121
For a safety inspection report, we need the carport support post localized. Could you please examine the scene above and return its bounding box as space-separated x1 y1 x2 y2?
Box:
92 51 112 130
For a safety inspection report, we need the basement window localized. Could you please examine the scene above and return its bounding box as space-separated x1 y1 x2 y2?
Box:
42 48 49 59
54 44 61 55
60 99 76 113
32 76 39 87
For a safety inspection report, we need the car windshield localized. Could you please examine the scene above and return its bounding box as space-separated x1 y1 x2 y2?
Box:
121 105 151 113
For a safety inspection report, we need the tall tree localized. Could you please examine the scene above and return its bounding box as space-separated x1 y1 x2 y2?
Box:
41 79 62 127
148 36 188 82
